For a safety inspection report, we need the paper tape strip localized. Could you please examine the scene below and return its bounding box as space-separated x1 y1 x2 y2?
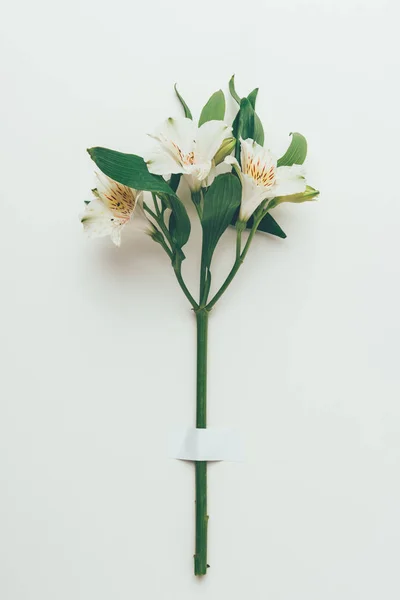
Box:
168 427 244 462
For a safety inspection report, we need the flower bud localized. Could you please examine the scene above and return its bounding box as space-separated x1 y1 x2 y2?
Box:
149 227 165 244
213 137 236 166
269 186 319 209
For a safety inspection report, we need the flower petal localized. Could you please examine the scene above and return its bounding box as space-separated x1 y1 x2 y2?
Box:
81 197 126 246
204 160 232 187
161 117 196 156
95 172 137 218
224 155 242 181
196 120 232 163
240 138 277 177
145 117 197 176
145 147 183 176
239 174 268 221
273 165 306 197
186 161 212 182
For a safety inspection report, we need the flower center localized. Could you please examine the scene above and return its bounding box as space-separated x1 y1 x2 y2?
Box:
245 157 276 187
105 182 136 218
172 142 196 166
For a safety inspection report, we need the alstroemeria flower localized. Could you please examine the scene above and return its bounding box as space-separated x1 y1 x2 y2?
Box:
227 138 306 221
145 117 232 191
81 173 142 246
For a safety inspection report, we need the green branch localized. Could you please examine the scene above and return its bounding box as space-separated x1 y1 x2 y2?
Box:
206 215 262 311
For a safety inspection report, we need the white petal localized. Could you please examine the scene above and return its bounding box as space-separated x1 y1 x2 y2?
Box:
110 228 122 247
196 121 232 163
204 160 232 187
161 117 196 155
273 165 306 197
240 138 277 176
95 171 112 195
81 198 126 244
186 161 212 182
145 147 183 176
150 117 196 157
224 155 242 181
239 174 268 221
145 117 197 176
182 161 213 191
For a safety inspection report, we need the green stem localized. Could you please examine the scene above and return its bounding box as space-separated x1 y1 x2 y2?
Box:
194 308 209 576
145 200 174 249
191 191 203 220
144 200 197 310
235 222 243 260
174 265 198 310
199 260 207 305
206 218 260 311
158 237 173 260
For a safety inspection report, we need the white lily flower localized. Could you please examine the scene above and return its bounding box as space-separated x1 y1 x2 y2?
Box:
226 138 306 221
81 173 142 246
145 117 232 191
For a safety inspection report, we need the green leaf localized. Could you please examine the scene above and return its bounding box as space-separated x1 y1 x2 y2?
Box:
277 132 307 167
228 74 241 105
232 98 254 139
88 147 190 248
230 210 286 239
253 112 264 146
168 194 191 248
174 84 192 120
255 212 287 238
88 147 175 196
247 88 259 109
168 173 181 193
231 84 264 150
246 89 264 145
232 98 255 161
198 90 225 126
202 174 242 267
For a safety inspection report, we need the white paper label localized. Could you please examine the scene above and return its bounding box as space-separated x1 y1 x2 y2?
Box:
168 427 244 462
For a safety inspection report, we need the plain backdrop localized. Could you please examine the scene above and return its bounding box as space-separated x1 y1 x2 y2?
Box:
1 0 400 598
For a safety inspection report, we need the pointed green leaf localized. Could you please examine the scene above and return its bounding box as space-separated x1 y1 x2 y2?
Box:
232 98 254 140
277 132 307 167
230 79 264 149
88 147 175 196
230 209 286 239
88 147 190 248
247 88 259 109
253 112 264 146
202 174 242 267
174 84 193 120
255 212 287 238
228 75 241 105
168 173 181 193
168 209 189 253
168 195 191 248
232 98 255 161
198 90 225 126
246 88 264 145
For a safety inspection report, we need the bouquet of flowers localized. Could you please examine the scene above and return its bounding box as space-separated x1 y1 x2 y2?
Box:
81 75 319 576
